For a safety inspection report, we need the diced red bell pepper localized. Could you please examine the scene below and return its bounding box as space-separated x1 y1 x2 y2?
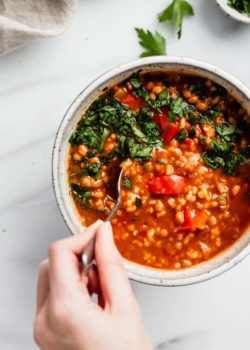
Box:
163 123 181 144
154 114 168 133
148 175 185 195
179 207 208 232
184 138 194 147
120 93 143 109
180 206 194 231
154 108 169 133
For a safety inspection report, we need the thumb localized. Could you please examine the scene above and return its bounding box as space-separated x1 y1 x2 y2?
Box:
95 222 135 311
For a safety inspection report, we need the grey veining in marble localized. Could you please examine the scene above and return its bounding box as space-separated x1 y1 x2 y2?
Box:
0 0 250 349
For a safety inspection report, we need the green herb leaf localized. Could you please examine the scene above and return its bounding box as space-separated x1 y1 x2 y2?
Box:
189 128 196 138
129 74 170 110
228 0 250 16
83 163 102 179
128 140 153 161
135 197 142 207
122 176 132 189
170 98 191 116
202 140 250 175
71 184 93 204
176 129 188 143
158 0 194 39
135 28 167 57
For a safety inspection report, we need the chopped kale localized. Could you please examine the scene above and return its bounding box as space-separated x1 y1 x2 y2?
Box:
189 127 196 138
215 123 242 143
202 140 249 175
170 98 191 117
135 196 142 207
176 129 188 143
71 184 92 204
122 176 132 189
129 75 170 110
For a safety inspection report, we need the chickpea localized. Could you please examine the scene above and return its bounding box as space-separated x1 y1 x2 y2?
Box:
106 200 115 209
210 201 219 208
114 86 127 99
202 124 215 138
93 189 104 198
175 242 183 250
73 153 81 161
167 198 176 208
126 205 136 213
211 227 220 236
168 86 177 94
155 200 165 212
156 211 166 218
165 164 174 175
147 207 154 214
110 133 117 141
89 157 100 164
160 229 168 237
212 96 220 105
126 82 133 91
217 183 229 194
188 95 199 104
149 92 156 100
174 262 181 269
152 86 163 95
228 116 236 124
208 216 217 226
182 259 192 267
147 228 155 238
180 118 186 129
183 89 191 98
95 199 105 211
240 138 248 148
127 224 135 232
198 190 206 199
146 81 154 90
232 185 241 196
196 101 209 111
81 176 102 188
175 211 184 225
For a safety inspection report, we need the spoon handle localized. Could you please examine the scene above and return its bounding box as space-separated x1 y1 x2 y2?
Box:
81 237 95 274
81 170 123 273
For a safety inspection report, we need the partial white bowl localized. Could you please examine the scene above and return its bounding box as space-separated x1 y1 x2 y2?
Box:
52 56 250 286
216 0 250 23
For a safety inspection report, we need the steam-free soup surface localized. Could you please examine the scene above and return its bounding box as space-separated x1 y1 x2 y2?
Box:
68 73 250 270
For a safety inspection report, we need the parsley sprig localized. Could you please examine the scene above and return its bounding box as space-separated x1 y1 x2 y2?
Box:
158 0 194 39
135 28 166 57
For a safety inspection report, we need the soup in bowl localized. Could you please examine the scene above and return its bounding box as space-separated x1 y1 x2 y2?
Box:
53 57 250 286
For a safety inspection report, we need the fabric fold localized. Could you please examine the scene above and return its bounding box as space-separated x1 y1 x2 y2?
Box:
0 0 77 55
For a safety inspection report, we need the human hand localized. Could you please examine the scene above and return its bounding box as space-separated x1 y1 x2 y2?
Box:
34 220 153 350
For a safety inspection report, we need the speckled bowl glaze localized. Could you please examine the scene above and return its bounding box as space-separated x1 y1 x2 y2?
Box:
216 0 250 24
52 56 250 286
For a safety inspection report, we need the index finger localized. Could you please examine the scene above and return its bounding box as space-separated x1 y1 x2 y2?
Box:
48 220 103 298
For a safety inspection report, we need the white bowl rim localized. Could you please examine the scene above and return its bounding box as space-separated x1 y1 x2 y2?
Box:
52 56 250 286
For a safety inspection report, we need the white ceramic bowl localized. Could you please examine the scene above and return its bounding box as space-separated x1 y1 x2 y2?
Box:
52 56 250 286
216 0 250 23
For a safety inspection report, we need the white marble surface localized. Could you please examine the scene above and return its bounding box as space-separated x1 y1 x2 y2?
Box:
0 0 250 349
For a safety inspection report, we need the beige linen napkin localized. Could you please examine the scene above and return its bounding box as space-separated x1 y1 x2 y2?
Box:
0 0 77 55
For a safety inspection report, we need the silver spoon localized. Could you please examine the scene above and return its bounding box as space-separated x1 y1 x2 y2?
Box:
81 169 124 273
